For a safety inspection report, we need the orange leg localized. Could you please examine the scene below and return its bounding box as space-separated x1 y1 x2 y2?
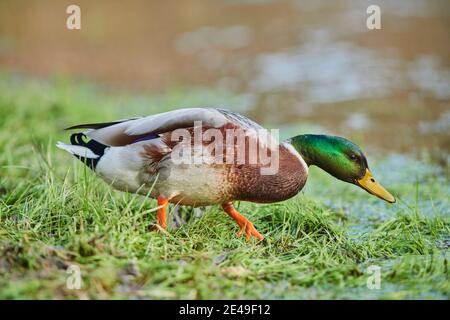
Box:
151 195 169 231
221 202 264 241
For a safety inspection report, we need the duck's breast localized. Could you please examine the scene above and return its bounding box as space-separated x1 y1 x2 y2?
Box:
227 143 308 203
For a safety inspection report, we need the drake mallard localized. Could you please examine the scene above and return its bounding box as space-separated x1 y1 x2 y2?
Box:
57 108 395 241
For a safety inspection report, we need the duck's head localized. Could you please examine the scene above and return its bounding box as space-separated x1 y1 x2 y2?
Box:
290 134 395 203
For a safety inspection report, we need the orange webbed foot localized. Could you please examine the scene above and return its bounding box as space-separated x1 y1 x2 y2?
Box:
149 195 169 232
222 202 264 242
236 220 264 241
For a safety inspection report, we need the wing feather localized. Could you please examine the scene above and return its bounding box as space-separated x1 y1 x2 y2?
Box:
124 108 228 136
69 108 266 147
83 108 227 146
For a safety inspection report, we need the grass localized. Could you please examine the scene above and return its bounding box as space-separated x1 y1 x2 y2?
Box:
0 73 448 299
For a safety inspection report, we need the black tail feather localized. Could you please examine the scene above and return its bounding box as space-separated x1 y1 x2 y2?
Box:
65 118 139 131
70 133 107 170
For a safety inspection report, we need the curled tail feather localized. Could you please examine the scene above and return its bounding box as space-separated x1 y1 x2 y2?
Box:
56 133 107 170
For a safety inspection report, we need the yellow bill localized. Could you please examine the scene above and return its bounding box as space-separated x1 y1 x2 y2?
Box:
357 169 395 203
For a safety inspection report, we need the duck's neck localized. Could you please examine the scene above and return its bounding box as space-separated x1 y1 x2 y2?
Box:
288 134 335 167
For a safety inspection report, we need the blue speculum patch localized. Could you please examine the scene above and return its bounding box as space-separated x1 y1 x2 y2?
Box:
133 134 159 143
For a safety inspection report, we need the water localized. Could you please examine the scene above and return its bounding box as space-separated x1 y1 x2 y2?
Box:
0 0 448 154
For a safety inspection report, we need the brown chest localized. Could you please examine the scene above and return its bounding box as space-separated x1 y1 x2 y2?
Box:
226 144 308 203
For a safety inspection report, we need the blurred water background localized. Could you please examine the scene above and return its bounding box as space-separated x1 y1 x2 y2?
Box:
0 0 448 162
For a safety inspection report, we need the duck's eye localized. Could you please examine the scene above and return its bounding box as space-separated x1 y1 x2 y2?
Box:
349 154 358 160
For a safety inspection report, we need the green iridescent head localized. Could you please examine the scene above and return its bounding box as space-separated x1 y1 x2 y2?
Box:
290 134 395 203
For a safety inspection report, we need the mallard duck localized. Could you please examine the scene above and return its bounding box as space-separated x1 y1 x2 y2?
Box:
57 108 395 241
